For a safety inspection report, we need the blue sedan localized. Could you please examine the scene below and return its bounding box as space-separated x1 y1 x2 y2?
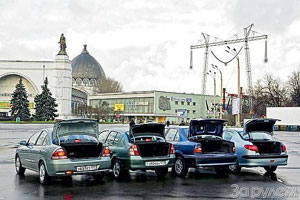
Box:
165 119 237 177
223 118 288 174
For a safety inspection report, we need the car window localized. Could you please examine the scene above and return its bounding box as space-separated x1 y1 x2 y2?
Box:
166 129 177 141
114 133 122 146
223 131 233 140
36 131 48 146
174 132 180 141
99 130 109 143
28 131 42 146
106 131 118 146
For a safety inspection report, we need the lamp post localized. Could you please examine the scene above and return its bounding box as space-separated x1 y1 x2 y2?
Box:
211 64 223 119
207 70 217 119
226 46 241 127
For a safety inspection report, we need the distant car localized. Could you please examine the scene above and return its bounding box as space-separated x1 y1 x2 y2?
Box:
165 119 237 177
223 118 288 174
99 123 175 179
15 119 111 184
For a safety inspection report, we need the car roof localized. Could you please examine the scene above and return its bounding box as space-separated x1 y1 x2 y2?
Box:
225 128 243 132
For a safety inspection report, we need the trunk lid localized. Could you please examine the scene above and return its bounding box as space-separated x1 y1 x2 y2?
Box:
130 123 165 138
53 119 99 142
189 119 226 138
244 118 279 136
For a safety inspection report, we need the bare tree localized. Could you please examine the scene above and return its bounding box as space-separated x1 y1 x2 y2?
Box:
95 76 123 93
93 100 113 121
251 73 288 117
288 69 300 106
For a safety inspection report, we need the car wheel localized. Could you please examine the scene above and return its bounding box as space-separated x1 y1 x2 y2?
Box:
264 166 277 173
93 172 105 182
228 163 241 174
39 162 50 185
112 159 128 180
214 166 229 176
173 156 188 177
155 168 168 178
15 155 25 175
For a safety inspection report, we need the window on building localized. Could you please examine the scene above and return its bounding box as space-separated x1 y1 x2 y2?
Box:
187 110 190 114
175 109 177 113
193 110 196 114
175 101 178 105
193 102 196 106
187 102 190 106
181 101 184 105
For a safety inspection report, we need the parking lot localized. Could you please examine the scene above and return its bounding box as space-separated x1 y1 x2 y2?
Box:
0 124 300 200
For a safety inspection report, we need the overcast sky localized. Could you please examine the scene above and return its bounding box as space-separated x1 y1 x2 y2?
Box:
0 0 299 95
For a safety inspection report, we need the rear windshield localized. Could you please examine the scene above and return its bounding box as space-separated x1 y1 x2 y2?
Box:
238 131 272 141
53 135 98 145
126 132 165 143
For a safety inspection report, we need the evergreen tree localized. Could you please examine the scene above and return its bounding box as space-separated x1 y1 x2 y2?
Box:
34 77 58 121
10 78 31 120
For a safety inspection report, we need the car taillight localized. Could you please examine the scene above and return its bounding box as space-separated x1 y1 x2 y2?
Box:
129 144 139 156
282 144 287 152
170 144 175 154
51 148 68 160
102 147 110 157
232 146 236 153
244 144 258 152
74 139 81 143
194 145 202 153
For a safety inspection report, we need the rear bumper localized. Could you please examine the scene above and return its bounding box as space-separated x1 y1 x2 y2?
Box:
128 154 175 170
184 153 237 167
239 154 288 167
45 157 111 176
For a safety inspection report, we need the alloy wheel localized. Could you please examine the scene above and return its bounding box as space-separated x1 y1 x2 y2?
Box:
175 159 183 174
113 161 121 178
39 164 46 183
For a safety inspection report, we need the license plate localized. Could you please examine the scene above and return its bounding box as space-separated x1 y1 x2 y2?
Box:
76 165 97 172
145 161 167 166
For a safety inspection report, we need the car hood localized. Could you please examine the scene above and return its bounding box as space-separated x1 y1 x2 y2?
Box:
189 119 226 137
130 123 165 137
244 118 279 135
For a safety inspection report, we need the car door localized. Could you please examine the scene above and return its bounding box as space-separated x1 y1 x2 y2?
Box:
31 131 48 171
105 131 118 154
22 131 42 170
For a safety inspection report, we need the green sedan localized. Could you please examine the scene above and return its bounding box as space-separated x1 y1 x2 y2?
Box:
99 123 175 179
15 119 111 184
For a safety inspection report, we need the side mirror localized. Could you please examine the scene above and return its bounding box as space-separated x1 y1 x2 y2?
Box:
19 140 27 146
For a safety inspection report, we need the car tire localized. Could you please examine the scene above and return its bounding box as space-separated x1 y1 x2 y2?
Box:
264 166 277 173
214 166 229 176
173 156 188 177
15 155 26 175
93 172 105 182
39 161 50 185
155 168 168 178
112 159 128 180
228 163 241 174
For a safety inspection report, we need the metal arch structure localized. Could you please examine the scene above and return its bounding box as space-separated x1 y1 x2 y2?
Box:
190 24 268 95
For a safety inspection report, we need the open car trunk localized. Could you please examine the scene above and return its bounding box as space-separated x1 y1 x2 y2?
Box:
136 142 170 157
61 143 103 159
252 141 282 154
190 138 234 154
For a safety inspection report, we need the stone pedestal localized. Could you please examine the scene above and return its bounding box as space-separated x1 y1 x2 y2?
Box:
53 55 72 118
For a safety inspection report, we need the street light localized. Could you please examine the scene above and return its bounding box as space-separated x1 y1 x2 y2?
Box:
207 70 217 119
211 64 223 119
226 46 241 127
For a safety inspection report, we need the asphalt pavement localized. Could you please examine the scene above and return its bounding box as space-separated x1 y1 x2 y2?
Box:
0 124 299 200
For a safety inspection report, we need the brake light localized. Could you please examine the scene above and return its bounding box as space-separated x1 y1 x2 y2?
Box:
74 139 81 143
170 144 175 154
51 148 68 159
194 146 202 153
232 146 236 153
129 144 139 156
282 144 287 152
102 147 110 157
145 138 151 142
244 144 258 152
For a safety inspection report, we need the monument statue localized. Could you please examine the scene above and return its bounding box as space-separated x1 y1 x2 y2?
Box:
58 33 67 55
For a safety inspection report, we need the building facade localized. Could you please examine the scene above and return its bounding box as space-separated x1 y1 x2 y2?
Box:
89 91 223 124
